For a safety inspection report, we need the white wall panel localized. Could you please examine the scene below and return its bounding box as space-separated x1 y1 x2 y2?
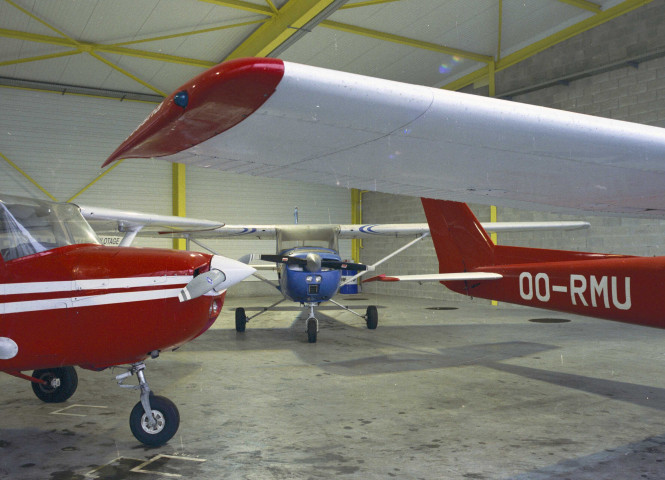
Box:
0 87 352 274
185 166 353 267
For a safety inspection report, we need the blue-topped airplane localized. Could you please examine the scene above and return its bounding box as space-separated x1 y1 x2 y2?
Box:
155 219 587 343
166 222 431 343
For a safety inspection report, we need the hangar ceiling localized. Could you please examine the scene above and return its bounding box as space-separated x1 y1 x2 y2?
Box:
0 0 652 103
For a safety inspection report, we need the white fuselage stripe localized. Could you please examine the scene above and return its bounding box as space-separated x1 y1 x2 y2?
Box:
0 276 209 315
2 288 185 314
0 276 192 295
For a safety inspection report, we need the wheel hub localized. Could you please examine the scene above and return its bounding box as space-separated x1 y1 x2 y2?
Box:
141 410 166 434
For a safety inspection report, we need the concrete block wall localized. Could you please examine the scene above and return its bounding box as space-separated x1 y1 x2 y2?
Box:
495 1 665 100
361 2 665 302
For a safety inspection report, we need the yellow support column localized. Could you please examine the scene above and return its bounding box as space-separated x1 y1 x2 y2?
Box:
490 205 498 245
490 205 498 306
172 163 187 250
489 60 499 306
351 188 361 263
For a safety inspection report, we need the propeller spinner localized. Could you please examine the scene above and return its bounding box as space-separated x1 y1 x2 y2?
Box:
179 255 255 302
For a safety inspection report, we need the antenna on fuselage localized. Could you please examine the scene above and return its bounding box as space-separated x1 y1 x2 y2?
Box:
294 206 298 225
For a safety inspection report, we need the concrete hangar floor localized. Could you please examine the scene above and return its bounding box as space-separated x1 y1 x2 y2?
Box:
1 293 665 479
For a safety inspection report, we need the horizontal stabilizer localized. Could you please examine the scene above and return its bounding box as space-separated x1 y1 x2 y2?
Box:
364 272 503 283
484 221 589 232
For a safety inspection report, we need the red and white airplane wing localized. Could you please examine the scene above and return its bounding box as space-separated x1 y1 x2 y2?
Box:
105 58 665 218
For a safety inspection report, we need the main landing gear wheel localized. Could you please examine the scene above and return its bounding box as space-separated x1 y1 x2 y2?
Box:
129 394 180 447
365 305 378 330
235 307 247 332
307 318 317 343
31 366 78 403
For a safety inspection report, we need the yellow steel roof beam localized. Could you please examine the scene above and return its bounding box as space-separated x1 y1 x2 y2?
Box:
0 49 80 67
96 44 214 68
265 0 279 14
88 51 166 96
558 0 602 13
3 1 172 95
110 19 266 47
225 0 342 60
340 0 403 9
196 0 274 15
0 28 215 68
5 0 79 44
0 151 57 202
321 20 493 64
0 28 75 47
66 159 125 203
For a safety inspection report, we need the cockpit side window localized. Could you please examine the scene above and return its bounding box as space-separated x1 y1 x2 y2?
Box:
0 203 49 261
0 196 100 262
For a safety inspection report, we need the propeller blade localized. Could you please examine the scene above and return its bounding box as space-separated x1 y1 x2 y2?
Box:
260 254 307 266
320 260 372 271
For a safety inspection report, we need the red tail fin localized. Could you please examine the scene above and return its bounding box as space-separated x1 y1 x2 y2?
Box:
421 198 620 272
421 198 495 273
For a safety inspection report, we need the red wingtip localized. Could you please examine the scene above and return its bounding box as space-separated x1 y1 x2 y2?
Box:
103 57 285 167
362 274 399 283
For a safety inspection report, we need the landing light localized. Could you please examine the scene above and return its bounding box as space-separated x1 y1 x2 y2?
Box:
209 297 223 320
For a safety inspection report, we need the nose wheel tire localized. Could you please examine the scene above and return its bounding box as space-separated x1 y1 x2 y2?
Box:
129 395 180 446
235 307 247 332
31 366 78 403
365 305 378 330
307 318 317 343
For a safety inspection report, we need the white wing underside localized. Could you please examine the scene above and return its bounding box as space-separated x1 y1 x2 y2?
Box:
79 205 222 245
157 62 665 218
164 221 588 240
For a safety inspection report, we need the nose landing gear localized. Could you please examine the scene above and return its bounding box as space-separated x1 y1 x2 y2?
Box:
116 362 180 446
305 304 319 343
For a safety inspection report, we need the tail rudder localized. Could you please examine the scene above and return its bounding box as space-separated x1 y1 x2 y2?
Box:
421 198 495 273
421 199 625 271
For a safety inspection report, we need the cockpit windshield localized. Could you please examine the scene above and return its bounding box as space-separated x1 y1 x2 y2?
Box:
0 194 100 261
276 226 338 253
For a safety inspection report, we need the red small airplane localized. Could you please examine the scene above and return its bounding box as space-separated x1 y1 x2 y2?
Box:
368 198 661 329
0 194 255 445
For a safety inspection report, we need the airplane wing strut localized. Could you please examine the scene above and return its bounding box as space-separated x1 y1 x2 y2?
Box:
340 232 431 287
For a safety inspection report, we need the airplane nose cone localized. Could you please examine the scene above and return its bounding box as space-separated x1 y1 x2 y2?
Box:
305 253 322 272
210 255 256 291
